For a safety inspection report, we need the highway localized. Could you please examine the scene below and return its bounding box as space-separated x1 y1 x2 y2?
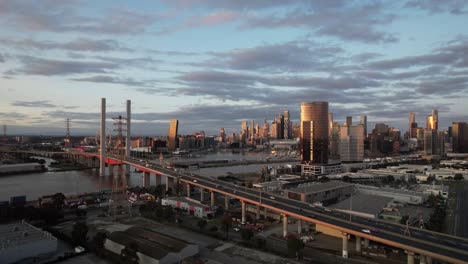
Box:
121 156 468 263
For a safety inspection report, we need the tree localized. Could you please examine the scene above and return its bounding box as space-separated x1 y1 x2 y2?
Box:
454 173 464 181
91 232 107 257
52 192 66 209
400 215 409 225
197 219 208 231
71 222 88 246
221 214 232 239
287 235 304 258
241 228 254 241
120 242 139 264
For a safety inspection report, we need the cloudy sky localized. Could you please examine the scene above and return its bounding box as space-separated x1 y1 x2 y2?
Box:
1 0 468 136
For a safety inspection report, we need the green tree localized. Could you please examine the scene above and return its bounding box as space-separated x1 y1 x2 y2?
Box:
287 235 304 258
241 228 254 241
52 192 66 209
71 222 88 246
221 215 232 239
91 232 107 257
454 173 464 181
197 219 208 231
120 242 139 264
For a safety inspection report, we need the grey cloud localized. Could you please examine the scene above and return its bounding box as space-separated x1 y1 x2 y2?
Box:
209 40 342 73
12 100 57 108
164 0 306 10
10 55 119 76
71 75 153 87
0 38 128 52
417 76 468 94
0 2 159 34
0 112 29 120
0 53 5 63
405 0 468 14
242 2 397 43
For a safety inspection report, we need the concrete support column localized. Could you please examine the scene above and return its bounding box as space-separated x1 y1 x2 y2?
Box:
108 165 114 176
143 172 150 187
225 196 229 209
419 255 426 264
256 205 260 220
165 175 170 193
186 183 191 198
407 252 414 264
426 256 432 264
282 214 288 238
200 187 204 201
304 222 310 232
355 236 361 253
364 238 369 248
210 192 215 207
297 219 302 235
342 233 348 258
241 201 246 223
155 174 162 186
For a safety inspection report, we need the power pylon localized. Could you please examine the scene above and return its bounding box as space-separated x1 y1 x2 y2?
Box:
108 115 130 219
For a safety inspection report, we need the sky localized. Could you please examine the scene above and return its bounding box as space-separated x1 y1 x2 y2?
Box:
1 0 468 136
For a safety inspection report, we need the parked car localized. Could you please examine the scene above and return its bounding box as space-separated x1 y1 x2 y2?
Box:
362 229 371 234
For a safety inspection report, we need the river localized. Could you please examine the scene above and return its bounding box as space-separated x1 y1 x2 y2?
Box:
0 150 297 201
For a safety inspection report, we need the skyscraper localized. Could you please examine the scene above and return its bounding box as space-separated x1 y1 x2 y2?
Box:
328 112 333 140
284 110 290 139
346 116 352 126
432 109 439 130
167 119 179 151
300 102 329 164
409 112 417 138
359 115 367 138
219 127 226 143
452 122 468 153
340 125 364 162
424 128 444 155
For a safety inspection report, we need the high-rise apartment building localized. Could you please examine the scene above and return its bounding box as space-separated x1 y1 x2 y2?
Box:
300 101 329 164
359 115 367 138
340 125 364 162
167 119 179 151
452 122 468 153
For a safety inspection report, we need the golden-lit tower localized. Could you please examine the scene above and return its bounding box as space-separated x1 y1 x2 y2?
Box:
167 119 179 151
300 101 329 164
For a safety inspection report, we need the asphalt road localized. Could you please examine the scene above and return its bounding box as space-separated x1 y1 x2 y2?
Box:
124 156 468 263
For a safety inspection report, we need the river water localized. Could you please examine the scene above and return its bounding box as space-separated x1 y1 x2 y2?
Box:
0 151 297 201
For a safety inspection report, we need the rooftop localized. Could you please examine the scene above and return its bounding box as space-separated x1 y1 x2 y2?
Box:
163 196 211 208
288 181 352 194
107 226 194 260
330 193 393 216
0 221 56 250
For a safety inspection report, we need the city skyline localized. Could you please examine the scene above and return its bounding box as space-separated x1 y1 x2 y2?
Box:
1 1 468 135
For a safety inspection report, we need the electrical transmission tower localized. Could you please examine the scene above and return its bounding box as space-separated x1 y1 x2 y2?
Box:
64 118 71 148
108 115 130 219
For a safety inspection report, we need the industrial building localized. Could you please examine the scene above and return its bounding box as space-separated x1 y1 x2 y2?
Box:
104 226 199 264
330 193 394 219
355 185 428 205
286 181 353 205
0 221 57 264
161 197 213 218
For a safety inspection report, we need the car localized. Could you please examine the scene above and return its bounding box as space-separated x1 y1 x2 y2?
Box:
324 208 332 212
308 204 315 208
193 179 197 183
371 228 380 233
362 229 371 234
270 196 275 200
233 227 240 232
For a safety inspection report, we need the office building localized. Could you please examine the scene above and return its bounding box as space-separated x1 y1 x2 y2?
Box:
300 101 329 164
432 109 439 130
346 116 352 126
328 112 334 140
340 125 364 162
284 110 291 139
409 112 418 139
452 122 468 153
167 119 179 151
219 128 225 143
424 129 445 156
360 115 367 138
330 122 341 160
